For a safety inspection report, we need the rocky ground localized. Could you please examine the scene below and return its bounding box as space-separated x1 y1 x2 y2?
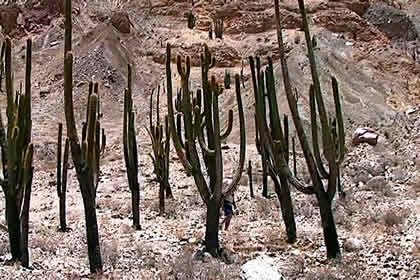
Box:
0 0 419 279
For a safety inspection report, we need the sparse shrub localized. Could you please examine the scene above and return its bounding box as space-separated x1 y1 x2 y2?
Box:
382 208 409 228
102 239 120 269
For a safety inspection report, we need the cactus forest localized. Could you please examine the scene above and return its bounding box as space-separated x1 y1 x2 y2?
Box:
0 0 419 279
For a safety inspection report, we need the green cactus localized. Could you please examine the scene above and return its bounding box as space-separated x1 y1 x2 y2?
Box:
0 38 34 268
123 64 141 230
63 0 103 272
271 0 345 258
166 43 245 256
148 86 173 215
56 123 70 232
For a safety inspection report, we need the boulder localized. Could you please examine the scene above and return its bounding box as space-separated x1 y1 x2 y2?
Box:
352 127 379 146
111 11 131 34
241 255 284 280
366 175 387 191
343 237 364 252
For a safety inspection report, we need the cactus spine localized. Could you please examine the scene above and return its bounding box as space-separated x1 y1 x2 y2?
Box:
0 38 34 268
166 43 245 256
63 0 103 272
272 0 345 258
123 64 141 230
57 123 70 232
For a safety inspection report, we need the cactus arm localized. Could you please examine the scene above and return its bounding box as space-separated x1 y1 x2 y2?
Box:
175 113 185 149
165 43 192 173
273 1 321 189
64 0 72 55
100 128 106 154
57 123 63 198
297 0 335 164
265 57 287 152
64 52 83 163
95 120 100 189
0 110 8 179
86 94 97 176
223 75 246 197
5 39 16 144
123 88 130 173
197 119 215 157
292 137 297 176
210 77 224 201
219 109 233 140
332 77 345 163
128 111 139 179
63 138 69 199
156 85 160 125
310 85 329 179
149 88 154 130
164 116 170 183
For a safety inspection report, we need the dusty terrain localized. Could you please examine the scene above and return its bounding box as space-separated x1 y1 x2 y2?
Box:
0 0 419 279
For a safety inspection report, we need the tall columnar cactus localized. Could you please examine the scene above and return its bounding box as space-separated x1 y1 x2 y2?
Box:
56 123 70 232
0 38 34 268
166 43 245 256
148 86 173 215
271 0 345 258
123 64 141 230
63 0 103 272
250 56 297 243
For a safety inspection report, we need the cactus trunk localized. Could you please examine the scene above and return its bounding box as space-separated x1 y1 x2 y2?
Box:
205 199 221 256
318 193 340 258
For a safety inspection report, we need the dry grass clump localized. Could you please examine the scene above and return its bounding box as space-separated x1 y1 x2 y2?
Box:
167 246 240 280
101 239 120 269
382 208 410 228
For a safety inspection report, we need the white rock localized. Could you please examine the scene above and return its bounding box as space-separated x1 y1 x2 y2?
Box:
241 255 284 280
343 237 364 252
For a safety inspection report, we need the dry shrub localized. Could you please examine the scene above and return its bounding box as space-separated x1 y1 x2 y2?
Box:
41 0 64 14
31 233 60 255
411 179 420 193
101 239 120 269
382 208 410 228
170 246 240 280
0 236 8 256
255 197 271 219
